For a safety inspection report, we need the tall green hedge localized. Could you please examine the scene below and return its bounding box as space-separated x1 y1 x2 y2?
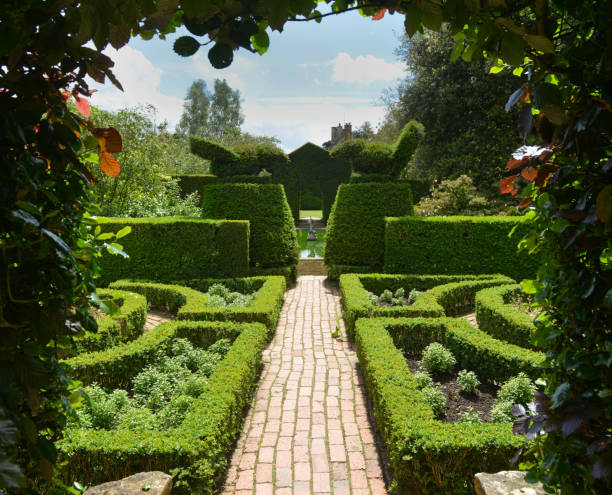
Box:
97 217 249 285
190 138 300 221
289 142 351 223
349 175 432 202
383 216 539 280
325 183 414 270
201 183 298 269
168 174 218 198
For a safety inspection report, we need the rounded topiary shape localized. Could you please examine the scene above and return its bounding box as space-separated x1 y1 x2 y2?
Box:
390 120 425 176
421 342 456 375
190 137 241 177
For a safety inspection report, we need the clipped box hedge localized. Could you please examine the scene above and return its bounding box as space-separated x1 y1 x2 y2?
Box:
97 217 250 285
383 216 539 281
354 317 543 494
109 276 286 330
325 183 414 271
340 273 514 338
201 183 298 269
476 284 537 349
72 289 147 355
168 174 218 198
60 320 269 493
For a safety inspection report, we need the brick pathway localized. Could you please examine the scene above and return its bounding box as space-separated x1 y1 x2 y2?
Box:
222 276 386 495
144 309 175 331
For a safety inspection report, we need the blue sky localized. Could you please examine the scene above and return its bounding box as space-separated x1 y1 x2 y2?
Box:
89 10 407 151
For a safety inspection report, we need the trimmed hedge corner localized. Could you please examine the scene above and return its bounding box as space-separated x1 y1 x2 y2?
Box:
72 289 147 355
383 216 539 280
59 321 268 494
325 183 414 269
339 273 514 338
201 183 298 269
97 217 249 285
476 285 537 348
355 317 540 494
110 276 286 330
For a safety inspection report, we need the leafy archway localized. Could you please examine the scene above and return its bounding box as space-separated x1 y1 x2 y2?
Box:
1 1 610 493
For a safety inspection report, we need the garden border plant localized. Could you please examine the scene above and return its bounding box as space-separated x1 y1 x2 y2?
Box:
109 276 286 330
354 316 544 494
475 285 537 349
59 320 268 493
339 273 514 338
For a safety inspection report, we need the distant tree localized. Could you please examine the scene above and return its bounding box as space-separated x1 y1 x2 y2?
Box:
383 30 522 195
176 79 210 137
353 121 376 141
176 78 244 143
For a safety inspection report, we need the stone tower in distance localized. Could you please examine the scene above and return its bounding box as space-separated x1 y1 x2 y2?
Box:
330 123 352 147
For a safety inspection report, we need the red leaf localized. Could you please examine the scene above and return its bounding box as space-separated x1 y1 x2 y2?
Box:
99 151 120 177
519 198 532 209
372 8 387 20
500 175 518 195
596 185 612 223
506 158 527 170
74 95 90 118
521 166 538 181
89 89 98 95
61 90 71 102
92 127 122 153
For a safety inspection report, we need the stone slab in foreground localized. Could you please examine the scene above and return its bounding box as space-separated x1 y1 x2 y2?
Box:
84 471 172 495
475 471 547 495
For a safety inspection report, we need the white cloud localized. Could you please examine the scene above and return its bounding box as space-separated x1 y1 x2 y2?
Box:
87 46 184 127
331 52 404 84
242 97 386 152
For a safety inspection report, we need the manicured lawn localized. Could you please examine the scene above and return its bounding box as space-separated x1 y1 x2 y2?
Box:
300 209 322 219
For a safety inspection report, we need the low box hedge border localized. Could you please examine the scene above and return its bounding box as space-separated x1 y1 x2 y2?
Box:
59 321 268 494
354 317 534 494
109 276 286 330
340 273 515 338
475 284 537 349
73 289 147 355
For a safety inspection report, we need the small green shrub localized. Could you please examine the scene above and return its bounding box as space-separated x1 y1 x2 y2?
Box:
413 371 433 390
457 369 480 394
380 289 393 304
459 407 481 424
408 289 422 304
491 373 537 423
421 343 456 375
415 175 494 216
204 283 254 308
394 288 405 299
367 291 379 306
421 385 446 417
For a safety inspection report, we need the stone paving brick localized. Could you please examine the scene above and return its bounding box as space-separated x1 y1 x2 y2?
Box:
221 276 387 494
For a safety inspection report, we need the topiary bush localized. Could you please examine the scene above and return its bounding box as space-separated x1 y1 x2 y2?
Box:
383 216 540 281
457 369 480 394
97 217 250 285
201 183 298 270
330 121 424 178
168 174 218 198
325 182 413 270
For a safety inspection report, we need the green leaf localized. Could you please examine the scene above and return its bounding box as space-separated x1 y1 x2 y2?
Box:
116 226 132 239
421 1 443 31
173 36 200 57
520 279 538 294
142 482 151 491
501 32 526 67
251 27 270 55
0 26 20 56
96 232 114 240
404 4 422 38
208 42 233 69
525 34 554 54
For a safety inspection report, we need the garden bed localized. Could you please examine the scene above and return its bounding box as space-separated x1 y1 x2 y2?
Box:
339 273 515 338
110 275 286 329
355 316 544 494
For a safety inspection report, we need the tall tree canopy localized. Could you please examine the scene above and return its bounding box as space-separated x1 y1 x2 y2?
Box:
176 78 244 143
384 30 522 195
